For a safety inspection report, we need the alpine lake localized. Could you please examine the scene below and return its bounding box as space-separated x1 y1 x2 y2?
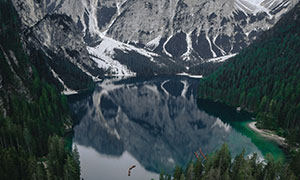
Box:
68 75 285 180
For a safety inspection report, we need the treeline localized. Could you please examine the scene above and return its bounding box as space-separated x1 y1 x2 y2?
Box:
0 0 80 179
198 2 300 145
187 61 225 77
0 135 80 180
159 144 300 180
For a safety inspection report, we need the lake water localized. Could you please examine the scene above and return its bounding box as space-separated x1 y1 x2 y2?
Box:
69 76 285 180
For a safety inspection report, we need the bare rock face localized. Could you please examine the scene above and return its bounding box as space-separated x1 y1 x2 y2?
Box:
11 0 44 27
12 0 299 90
12 1 105 91
25 14 102 80
100 0 298 61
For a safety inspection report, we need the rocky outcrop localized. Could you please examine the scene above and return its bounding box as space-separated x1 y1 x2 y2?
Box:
11 0 298 91
12 0 106 92
24 14 104 90
102 0 298 61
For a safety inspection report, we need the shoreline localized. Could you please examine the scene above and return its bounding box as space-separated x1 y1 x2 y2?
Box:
248 122 287 147
176 72 203 79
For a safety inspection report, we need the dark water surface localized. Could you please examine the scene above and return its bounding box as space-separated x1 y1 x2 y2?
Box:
69 76 284 180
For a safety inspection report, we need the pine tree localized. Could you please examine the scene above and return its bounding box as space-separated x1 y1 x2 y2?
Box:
193 159 203 180
159 171 165 180
185 163 194 180
290 151 300 179
64 155 80 180
48 135 66 180
173 166 184 180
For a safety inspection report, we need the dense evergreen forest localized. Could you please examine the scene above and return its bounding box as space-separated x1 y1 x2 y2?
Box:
2 0 300 179
0 0 80 179
159 144 300 180
198 2 300 146
185 2 300 180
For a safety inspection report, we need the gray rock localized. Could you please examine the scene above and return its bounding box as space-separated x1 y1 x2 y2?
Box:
11 0 299 90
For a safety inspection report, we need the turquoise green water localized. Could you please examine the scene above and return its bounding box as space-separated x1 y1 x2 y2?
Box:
70 76 286 179
197 99 285 161
232 121 285 161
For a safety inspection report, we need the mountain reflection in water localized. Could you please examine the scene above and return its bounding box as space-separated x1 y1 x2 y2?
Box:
70 76 265 179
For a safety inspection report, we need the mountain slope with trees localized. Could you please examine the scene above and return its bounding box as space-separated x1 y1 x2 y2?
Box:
0 0 80 179
198 1 300 146
160 144 299 180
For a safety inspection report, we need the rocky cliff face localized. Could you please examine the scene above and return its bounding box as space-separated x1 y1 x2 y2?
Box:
24 14 104 90
104 0 295 59
12 0 298 91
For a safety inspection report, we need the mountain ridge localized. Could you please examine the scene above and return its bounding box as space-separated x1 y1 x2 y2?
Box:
11 0 299 93
198 1 300 145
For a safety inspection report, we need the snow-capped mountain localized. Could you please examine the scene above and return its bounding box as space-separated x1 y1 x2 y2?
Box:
12 0 298 92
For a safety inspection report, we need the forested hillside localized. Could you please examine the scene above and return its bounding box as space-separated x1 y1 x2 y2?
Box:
198 2 300 146
0 0 80 179
160 144 299 180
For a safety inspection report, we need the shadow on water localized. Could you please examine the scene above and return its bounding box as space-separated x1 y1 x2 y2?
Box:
68 76 285 180
197 99 285 161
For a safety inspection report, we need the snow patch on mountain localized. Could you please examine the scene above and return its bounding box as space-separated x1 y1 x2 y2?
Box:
163 35 174 58
146 35 162 51
181 31 193 61
206 34 217 58
87 33 165 76
235 0 254 14
207 53 238 63
87 40 135 76
235 0 270 15
50 69 78 95
12 0 299 82
234 0 289 16
213 36 226 56
177 73 203 79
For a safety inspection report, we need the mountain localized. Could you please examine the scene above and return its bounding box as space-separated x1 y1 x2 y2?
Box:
11 0 298 92
198 1 300 145
0 1 80 179
70 77 264 173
